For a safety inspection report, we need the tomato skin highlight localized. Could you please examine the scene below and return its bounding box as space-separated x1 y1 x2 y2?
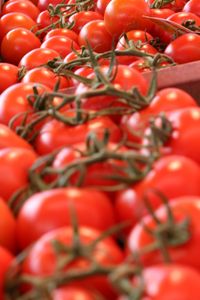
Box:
16 187 115 250
0 63 19 93
1 0 40 21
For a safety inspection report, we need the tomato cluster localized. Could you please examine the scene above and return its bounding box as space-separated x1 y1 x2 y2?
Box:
0 0 200 299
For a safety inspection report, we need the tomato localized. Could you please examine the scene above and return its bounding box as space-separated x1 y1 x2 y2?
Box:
0 12 36 41
22 226 123 299
37 0 69 12
0 63 19 93
129 58 152 73
21 67 71 90
96 0 111 15
0 82 50 126
17 187 115 250
149 0 187 11
127 196 200 271
1 0 39 21
183 0 200 17
43 28 78 43
36 10 59 33
159 107 200 164
19 48 60 70
1 28 41 65
41 36 80 59
115 155 200 229
119 265 200 300
52 286 97 300
69 11 103 34
34 115 121 154
168 11 200 27
0 198 16 252
104 0 150 38
0 124 32 150
72 67 94 86
0 246 13 300
0 147 37 201
78 20 113 53
164 33 200 64
117 30 153 46
75 65 148 115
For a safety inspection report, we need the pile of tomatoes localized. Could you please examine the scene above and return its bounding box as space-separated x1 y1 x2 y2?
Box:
1 0 200 299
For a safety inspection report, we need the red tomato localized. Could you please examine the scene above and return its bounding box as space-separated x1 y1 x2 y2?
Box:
72 67 94 85
52 286 97 300
115 155 200 229
1 0 40 21
168 11 200 27
96 0 111 15
119 265 200 300
0 63 19 93
160 107 200 164
183 0 200 17
1 28 41 65
164 33 200 64
69 11 103 34
17 187 115 250
149 0 186 11
0 198 16 252
43 28 78 43
0 147 37 201
34 115 121 154
75 65 148 114
36 10 59 33
21 67 71 90
78 20 113 53
19 48 60 70
0 82 50 126
104 0 150 38
37 0 69 12
127 196 200 270
22 226 123 299
0 124 32 150
41 36 80 58
0 12 36 41
0 246 13 300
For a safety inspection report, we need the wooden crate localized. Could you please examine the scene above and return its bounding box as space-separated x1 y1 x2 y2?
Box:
143 60 200 104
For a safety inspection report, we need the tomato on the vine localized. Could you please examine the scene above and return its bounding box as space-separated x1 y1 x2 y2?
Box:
1 0 39 21
0 246 13 300
183 0 200 17
69 11 103 34
0 63 19 93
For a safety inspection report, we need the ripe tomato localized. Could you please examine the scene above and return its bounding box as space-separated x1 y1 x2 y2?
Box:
41 36 80 58
0 124 32 150
1 28 41 65
22 226 123 299
168 11 200 26
19 48 60 70
183 0 200 17
164 33 200 64
43 28 78 43
36 10 59 33
37 0 69 12
0 63 19 93
115 155 200 229
0 147 37 201
0 198 16 252
69 11 103 34
75 65 148 115
17 187 115 249
161 107 200 164
0 12 36 41
127 196 200 270
119 265 200 300
0 82 50 126
21 67 71 90
1 0 40 21
78 20 113 53
0 246 13 300
104 0 150 38
52 286 97 300
96 0 111 15
34 115 121 154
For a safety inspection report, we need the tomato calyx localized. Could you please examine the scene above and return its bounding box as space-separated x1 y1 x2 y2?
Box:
139 190 191 262
150 0 175 9
181 19 200 32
